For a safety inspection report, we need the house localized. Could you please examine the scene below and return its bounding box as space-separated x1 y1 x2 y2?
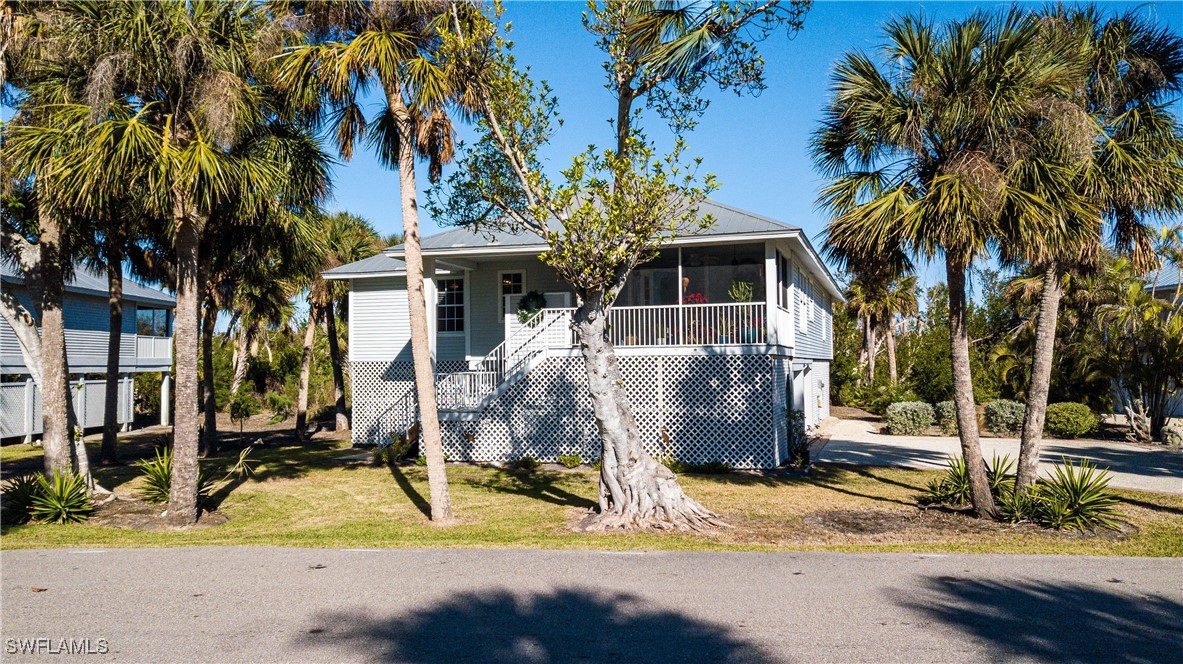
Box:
1 263 175 441
325 200 843 469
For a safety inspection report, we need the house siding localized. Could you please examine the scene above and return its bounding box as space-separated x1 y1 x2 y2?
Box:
350 276 412 363
465 257 573 358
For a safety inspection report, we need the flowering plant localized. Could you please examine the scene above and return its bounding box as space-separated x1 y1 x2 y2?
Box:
680 292 709 304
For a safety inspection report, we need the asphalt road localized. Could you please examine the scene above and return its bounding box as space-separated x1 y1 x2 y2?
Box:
2 548 1180 663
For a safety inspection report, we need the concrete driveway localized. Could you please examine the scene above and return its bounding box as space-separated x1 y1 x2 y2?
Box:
2 547 1180 663
815 418 1183 494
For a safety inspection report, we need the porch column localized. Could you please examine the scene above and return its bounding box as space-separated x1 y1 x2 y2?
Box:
764 242 779 346
121 374 133 431
424 257 438 365
677 247 685 345
23 376 35 443
160 371 171 426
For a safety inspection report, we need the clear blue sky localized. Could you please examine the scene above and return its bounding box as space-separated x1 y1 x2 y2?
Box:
325 1 1183 286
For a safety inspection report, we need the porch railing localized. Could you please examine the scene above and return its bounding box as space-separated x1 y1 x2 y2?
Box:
136 335 172 359
607 302 765 346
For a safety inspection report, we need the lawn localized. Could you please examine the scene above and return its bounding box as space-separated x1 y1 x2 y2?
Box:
2 429 1181 556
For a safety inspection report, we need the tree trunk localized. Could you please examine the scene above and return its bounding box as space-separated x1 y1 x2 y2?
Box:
885 314 898 385
1017 263 1063 489
946 256 996 518
324 301 349 431
294 303 317 442
229 323 253 399
37 207 73 478
390 88 453 522
100 245 124 465
573 293 724 531
199 295 218 457
167 202 203 526
864 314 877 383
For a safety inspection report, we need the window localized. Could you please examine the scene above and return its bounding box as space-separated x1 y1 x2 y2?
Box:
776 253 790 309
136 308 171 336
501 272 523 297
797 269 808 333
437 278 465 332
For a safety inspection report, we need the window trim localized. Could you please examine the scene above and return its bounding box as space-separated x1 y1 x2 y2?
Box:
436 276 466 335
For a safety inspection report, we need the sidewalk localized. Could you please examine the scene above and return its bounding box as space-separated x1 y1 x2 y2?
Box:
814 417 1183 494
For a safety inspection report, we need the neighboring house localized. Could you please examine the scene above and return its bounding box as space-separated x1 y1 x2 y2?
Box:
1145 261 1182 419
326 201 843 469
1 263 175 441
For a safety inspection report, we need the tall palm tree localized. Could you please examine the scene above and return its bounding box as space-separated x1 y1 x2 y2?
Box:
814 10 1086 517
1011 7 1183 489
16 1 329 524
273 1 462 521
878 273 919 386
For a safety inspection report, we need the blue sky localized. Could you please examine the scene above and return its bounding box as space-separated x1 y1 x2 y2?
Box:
325 1 1183 286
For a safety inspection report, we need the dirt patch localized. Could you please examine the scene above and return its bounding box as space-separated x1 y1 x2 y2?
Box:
87 496 228 531
831 406 879 421
803 507 1135 540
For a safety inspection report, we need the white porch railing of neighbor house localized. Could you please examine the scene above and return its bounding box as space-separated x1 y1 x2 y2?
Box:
607 302 766 346
0 378 133 440
136 335 172 359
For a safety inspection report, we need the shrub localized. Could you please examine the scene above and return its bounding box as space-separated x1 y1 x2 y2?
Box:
136 447 213 505
1163 422 1183 447
984 399 1025 435
1043 402 1097 439
1 473 44 524
786 409 809 467
265 392 294 421
373 433 414 466
935 401 958 435
681 460 732 474
414 454 427 466
30 472 93 524
512 456 541 472
557 454 583 469
922 454 1014 506
884 401 934 435
999 458 1120 532
229 392 261 432
863 383 921 416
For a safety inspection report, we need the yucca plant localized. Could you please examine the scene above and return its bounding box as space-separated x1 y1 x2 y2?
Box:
136 447 213 506
985 454 1017 496
1 473 45 524
30 473 93 524
922 456 972 505
1037 458 1121 532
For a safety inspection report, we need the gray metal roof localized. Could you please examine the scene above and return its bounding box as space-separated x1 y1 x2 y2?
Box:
1148 262 1181 296
385 199 802 253
1 262 175 307
322 252 406 280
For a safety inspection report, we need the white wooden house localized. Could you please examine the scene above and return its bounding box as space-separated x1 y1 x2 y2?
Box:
326 201 843 469
1 263 175 440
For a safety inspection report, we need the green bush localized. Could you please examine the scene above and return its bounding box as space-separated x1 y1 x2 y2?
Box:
786 409 809 467
862 383 921 416
265 392 294 420
935 401 958 435
984 399 1025 435
999 458 1120 532
1043 402 1098 439
229 392 261 431
136 447 213 505
1163 422 1183 447
512 456 541 472
30 472 93 524
557 454 584 469
884 401 935 435
922 454 1015 506
1 473 44 524
414 454 427 466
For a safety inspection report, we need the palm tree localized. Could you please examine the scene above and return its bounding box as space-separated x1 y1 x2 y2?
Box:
814 10 1085 517
14 1 330 524
272 1 462 521
879 273 919 386
1010 7 1183 489
843 279 879 384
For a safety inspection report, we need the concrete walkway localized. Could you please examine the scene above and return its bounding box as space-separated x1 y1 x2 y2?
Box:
3 547 1181 663
815 418 1183 494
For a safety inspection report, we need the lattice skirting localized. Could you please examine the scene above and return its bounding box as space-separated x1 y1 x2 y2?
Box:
350 354 784 468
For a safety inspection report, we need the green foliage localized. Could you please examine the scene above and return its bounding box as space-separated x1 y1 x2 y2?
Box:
266 392 294 420
669 460 733 475
923 454 1016 507
557 454 584 469
134 372 163 416
786 409 810 467
984 399 1026 435
136 447 213 506
935 401 958 435
1 473 44 524
884 401 934 435
1044 403 1098 439
516 291 548 323
229 392 261 430
373 435 414 466
999 459 1121 532
863 383 921 416
512 456 541 472
414 455 427 467
30 473 93 524
727 280 754 303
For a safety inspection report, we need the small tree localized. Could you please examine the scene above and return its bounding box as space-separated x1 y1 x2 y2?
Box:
436 1 809 530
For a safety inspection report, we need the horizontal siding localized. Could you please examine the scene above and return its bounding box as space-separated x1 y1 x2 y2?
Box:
787 245 833 362
467 258 573 357
437 334 465 362
350 277 412 362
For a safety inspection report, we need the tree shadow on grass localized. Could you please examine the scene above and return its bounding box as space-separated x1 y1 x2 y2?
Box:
387 463 430 518
682 464 922 507
896 576 1183 663
297 587 769 663
462 470 597 509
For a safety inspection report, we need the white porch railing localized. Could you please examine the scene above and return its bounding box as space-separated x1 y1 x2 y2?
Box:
0 378 133 440
136 335 172 359
607 302 766 346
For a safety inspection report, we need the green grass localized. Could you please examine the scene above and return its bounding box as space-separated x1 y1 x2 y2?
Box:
2 438 1181 556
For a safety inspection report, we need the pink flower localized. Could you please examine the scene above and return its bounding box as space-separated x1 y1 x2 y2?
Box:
680 292 709 304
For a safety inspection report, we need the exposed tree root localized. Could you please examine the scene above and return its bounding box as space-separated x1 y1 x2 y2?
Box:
579 455 730 533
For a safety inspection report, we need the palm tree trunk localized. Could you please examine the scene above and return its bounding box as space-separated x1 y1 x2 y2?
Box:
1017 262 1063 489
37 206 73 478
167 202 202 526
100 244 124 465
324 301 349 431
391 94 453 522
885 315 898 385
199 295 218 457
229 323 253 399
294 303 317 442
864 314 877 382
946 256 996 518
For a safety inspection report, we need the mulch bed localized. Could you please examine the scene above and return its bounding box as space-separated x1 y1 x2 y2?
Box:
803 507 1136 540
86 495 228 531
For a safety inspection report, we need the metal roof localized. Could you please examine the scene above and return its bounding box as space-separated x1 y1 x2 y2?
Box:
1 262 175 307
1148 262 1181 296
322 252 407 280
